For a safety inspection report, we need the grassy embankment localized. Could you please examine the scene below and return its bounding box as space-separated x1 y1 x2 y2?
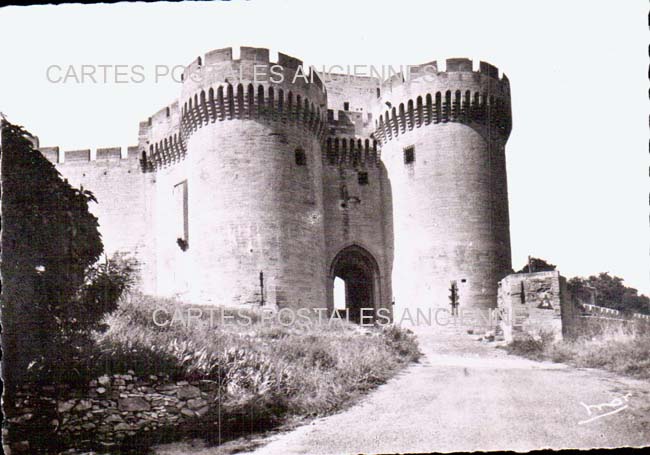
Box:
503 320 650 379
83 294 420 441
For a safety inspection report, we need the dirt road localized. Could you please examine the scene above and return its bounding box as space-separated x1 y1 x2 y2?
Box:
156 325 650 454
241 326 650 454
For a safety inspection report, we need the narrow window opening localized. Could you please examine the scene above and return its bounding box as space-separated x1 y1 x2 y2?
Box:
404 145 415 164
449 281 459 315
343 102 350 111
295 148 306 166
358 171 369 185
173 180 189 251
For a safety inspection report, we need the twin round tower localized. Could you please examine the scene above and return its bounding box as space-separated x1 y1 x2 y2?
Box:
41 47 513 319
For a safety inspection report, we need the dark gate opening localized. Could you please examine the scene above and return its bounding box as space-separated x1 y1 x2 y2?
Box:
330 245 379 324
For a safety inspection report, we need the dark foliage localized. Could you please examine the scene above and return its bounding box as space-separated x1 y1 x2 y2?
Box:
70 252 140 334
1 119 103 392
568 272 650 315
516 257 557 273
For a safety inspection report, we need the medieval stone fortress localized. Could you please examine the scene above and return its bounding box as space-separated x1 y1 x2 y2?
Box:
39 46 514 321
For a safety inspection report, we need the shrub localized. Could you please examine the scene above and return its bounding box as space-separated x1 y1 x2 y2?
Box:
380 325 422 360
23 252 140 385
69 252 140 334
501 329 555 360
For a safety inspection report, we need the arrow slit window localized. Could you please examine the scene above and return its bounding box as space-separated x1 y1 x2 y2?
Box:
173 180 189 250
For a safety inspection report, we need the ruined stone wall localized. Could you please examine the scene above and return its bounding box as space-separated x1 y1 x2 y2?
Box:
497 271 566 341
497 271 650 341
374 59 512 314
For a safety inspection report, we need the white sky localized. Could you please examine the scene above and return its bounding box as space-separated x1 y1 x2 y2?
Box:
1 0 648 294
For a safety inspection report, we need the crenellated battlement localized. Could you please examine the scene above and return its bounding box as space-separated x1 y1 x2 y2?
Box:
373 88 512 144
181 46 316 83
323 136 380 168
373 58 512 144
38 146 141 165
137 51 512 171
382 58 509 91
181 47 326 109
178 81 328 151
139 101 184 171
175 47 329 159
142 132 185 171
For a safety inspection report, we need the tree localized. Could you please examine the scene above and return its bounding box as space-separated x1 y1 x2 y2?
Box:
1 119 103 394
517 257 557 274
568 273 650 315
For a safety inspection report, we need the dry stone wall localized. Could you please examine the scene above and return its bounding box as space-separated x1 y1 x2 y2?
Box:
5 373 221 454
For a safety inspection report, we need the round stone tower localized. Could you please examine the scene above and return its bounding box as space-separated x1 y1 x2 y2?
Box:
374 58 512 313
178 47 328 309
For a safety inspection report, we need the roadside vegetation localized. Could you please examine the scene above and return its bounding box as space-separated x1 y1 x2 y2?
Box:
505 257 650 379
92 294 421 416
503 323 650 380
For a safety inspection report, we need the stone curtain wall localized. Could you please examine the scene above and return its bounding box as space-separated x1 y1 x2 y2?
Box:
5 373 220 453
38 147 157 294
497 271 566 342
561 302 650 340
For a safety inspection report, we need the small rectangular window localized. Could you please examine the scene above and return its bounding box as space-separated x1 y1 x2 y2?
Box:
295 148 306 166
358 172 369 185
404 146 415 164
343 102 350 111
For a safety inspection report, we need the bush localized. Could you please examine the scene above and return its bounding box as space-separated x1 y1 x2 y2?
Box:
502 334 545 360
22 252 140 385
71 252 140 333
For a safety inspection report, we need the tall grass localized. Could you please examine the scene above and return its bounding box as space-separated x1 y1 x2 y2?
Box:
504 322 650 380
83 293 420 419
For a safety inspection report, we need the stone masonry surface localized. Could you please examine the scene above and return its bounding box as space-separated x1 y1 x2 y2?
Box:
39 47 514 317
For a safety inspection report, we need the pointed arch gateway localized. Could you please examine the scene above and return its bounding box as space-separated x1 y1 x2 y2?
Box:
328 244 381 323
